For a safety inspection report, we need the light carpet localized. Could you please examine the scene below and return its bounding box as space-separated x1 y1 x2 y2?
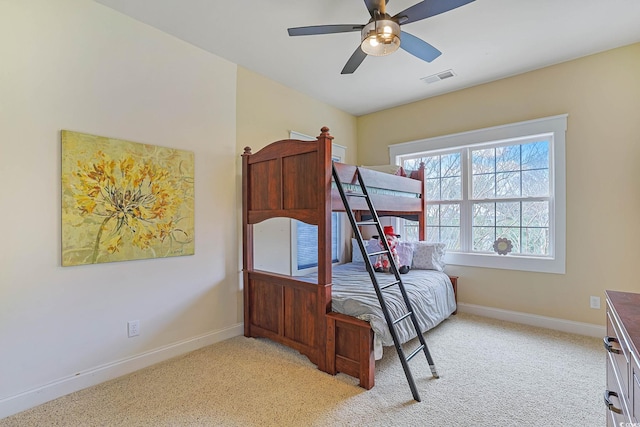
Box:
0 313 605 426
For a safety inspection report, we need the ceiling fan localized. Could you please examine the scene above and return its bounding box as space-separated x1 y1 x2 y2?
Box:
287 0 475 74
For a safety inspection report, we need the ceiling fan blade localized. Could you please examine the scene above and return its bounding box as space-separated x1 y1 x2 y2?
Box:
393 0 475 25
288 24 363 37
341 46 368 74
363 0 389 16
400 31 442 62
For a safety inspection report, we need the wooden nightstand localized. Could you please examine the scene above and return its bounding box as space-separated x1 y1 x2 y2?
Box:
448 275 458 315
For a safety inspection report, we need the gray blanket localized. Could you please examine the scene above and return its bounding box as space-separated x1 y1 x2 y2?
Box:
304 262 456 359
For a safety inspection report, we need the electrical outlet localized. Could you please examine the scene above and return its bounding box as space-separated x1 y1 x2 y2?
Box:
590 296 601 309
127 320 140 337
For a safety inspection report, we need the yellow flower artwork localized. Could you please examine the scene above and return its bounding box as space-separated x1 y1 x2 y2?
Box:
61 130 195 266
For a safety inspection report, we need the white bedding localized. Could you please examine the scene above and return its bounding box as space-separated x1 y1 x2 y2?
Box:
304 262 456 359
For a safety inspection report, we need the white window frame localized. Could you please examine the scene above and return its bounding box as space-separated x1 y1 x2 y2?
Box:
390 115 567 274
289 131 345 276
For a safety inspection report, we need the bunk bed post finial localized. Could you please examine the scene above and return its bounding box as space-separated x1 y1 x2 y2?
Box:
242 146 252 156
319 126 333 140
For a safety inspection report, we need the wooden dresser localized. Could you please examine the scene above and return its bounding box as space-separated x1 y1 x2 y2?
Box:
604 290 640 425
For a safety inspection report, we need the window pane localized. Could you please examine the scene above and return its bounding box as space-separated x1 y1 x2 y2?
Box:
426 178 440 201
403 158 423 172
427 204 440 224
522 169 549 197
522 201 549 227
441 204 460 226
442 153 461 177
496 227 521 253
496 171 520 197
522 141 549 171
296 213 338 270
441 176 461 200
473 141 551 201
472 148 495 174
424 156 440 178
473 203 495 226
522 227 549 255
496 202 520 227
473 227 494 252
426 226 440 243
423 203 460 249
331 212 338 261
403 219 419 242
496 145 520 172
470 200 550 256
472 174 495 199
297 221 318 269
441 226 460 250
420 154 462 202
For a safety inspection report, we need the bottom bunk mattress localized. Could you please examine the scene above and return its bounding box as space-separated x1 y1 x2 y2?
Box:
304 262 456 359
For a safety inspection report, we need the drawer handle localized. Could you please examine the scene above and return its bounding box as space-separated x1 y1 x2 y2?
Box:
603 336 622 354
604 390 623 414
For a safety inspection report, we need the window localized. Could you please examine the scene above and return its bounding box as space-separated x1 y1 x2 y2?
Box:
404 151 463 250
390 115 566 274
289 131 345 275
295 213 340 270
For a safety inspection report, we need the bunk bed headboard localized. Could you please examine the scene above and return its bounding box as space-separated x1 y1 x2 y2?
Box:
241 128 335 369
241 127 334 284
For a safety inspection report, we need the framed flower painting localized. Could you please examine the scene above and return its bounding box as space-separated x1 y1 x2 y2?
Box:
61 130 195 266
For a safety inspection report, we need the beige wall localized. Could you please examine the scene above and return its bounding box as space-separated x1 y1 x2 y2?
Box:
0 0 239 417
357 43 640 324
236 67 358 163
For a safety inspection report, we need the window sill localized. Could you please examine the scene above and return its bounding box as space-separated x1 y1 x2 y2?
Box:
445 252 565 274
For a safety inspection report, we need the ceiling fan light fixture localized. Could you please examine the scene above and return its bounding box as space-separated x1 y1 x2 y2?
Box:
360 18 400 56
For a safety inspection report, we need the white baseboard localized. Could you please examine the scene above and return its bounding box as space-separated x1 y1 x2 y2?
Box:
457 302 605 338
0 323 244 420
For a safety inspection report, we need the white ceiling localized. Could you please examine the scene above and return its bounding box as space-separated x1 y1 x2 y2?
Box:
94 0 640 116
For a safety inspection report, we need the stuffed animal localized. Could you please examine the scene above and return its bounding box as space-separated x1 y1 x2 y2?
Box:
373 226 410 274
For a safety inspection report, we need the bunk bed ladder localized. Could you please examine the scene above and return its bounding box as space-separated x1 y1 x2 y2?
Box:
332 163 439 403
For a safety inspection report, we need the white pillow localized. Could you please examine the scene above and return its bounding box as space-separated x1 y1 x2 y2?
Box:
396 241 414 267
411 241 446 271
351 238 378 263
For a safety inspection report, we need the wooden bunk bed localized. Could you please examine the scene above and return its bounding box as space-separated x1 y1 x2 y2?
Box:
241 127 456 389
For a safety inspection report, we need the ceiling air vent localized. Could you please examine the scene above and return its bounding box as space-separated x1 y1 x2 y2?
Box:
420 69 456 85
